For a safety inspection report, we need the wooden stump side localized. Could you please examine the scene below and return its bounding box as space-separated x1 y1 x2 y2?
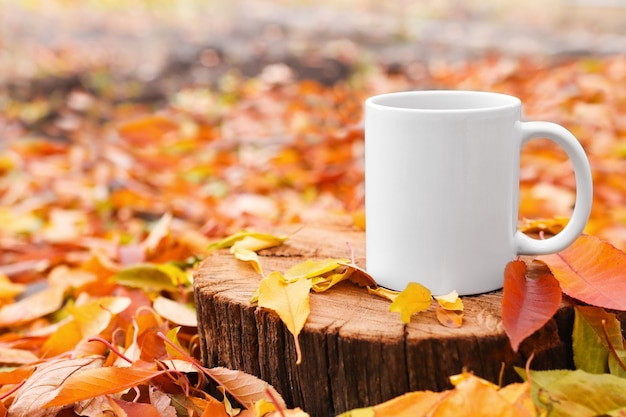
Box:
194 225 574 417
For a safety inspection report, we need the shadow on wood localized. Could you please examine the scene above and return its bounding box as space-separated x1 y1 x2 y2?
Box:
194 224 575 417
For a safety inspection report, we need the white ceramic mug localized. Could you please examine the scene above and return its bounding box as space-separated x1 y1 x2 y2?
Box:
365 90 593 295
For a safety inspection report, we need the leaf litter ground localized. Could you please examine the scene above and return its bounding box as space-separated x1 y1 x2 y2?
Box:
1 26 626 416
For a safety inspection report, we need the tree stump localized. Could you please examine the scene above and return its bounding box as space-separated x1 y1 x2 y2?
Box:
194 224 575 417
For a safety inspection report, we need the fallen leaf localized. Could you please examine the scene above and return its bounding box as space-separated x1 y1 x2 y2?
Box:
372 391 442 417
434 291 464 311
208 367 287 410
258 272 312 364
0 285 65 327
502 260 562 351
432 373 535 417
45 366 165 407
113 263 189 293
207 231 287 253
521 368 626 416
9 356 104 417
572 305 623 374
153 296 197 327
389 282 432 323
367 286 399 302
537 235 626 310
435 307 464 328
284 258 348 282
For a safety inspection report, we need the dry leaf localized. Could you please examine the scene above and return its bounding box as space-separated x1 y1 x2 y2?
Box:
389 282 432 323
436 307 464 328
502 260 562 352
537 235 626 311
258 272 312 364
45 366 165 407
153 296 197 327
9 356 104 417
434 291 464 311
367 286 399 302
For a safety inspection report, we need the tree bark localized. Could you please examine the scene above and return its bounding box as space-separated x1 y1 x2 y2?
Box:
194 224 575 417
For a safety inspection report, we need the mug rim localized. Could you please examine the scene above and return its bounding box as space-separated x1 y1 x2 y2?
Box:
366 90 521 113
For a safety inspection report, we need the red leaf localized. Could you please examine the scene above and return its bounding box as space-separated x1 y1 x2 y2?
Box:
537 235 626 311
502 260 562 352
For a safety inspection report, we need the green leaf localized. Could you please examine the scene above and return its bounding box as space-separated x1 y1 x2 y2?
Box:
519 368 626 416
609 349 626 378
572 305 624 374
114 263 188 292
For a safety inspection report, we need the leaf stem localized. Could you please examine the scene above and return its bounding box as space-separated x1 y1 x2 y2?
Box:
601 319 626 371
0 379 26 401
346 241 355 265
88 337 133 365
157 332 249 409
265 387 286 417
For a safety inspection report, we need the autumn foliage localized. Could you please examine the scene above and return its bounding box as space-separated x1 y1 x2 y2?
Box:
1 53 626 415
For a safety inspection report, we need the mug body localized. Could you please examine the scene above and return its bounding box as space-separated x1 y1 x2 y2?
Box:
365 90 522 295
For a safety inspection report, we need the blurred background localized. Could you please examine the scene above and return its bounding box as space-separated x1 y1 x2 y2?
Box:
2 0 626 102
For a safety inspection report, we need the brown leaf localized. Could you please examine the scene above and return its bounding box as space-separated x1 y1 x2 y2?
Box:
9 356 104 417
208 366 286 410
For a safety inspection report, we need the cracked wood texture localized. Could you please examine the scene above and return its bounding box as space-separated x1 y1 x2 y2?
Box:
194 224 575 417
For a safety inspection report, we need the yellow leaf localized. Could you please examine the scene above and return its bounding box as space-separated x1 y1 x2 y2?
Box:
336 406 375 417
232 246 264 275
231 235 289 275
373 391 442 417
433 373 536 417
208 231 287 252
258 272 312 364
253 398 276 416
311 269 352 292
367 286 400 302
153 296 197 327
284 258 348 282
434 290 464 311
389 282 432 323
0 273 26 299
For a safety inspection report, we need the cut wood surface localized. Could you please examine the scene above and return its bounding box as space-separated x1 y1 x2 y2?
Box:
194 224 575 417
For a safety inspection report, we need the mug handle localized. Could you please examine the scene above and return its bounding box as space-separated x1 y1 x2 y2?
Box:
515 121 593 255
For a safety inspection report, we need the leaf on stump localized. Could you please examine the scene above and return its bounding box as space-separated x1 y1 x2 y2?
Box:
367 286 399 302
436 307 464 328
434 290 464 311
284 258 348 282
389 282 432 324
434 290 464 328
537 235 626 311
258 272 312 365
502 260 562 352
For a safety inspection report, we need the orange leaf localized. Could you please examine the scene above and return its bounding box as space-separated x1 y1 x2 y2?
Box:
537 235 626 311
9 357 104 416
45 366 164 407
436 306 464 328
372 391 443 416
502 260 562 352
